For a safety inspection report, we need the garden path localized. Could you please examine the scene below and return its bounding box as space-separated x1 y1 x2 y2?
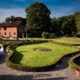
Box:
0 52 80 80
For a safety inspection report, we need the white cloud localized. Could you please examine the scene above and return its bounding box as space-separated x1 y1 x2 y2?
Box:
0 8 26 22
0 6 78 22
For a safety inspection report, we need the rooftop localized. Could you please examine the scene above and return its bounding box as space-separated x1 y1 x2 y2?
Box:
0 21 21 27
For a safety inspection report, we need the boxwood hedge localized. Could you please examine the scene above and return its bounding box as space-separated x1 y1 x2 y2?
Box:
68 54 80 69
5 39 80 71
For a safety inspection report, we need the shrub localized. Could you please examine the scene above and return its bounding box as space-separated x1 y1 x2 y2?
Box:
68 54 80 69
0 40 25 45
0 54 2 58
76 32 80 37
41 32 49 38
49 33 56 38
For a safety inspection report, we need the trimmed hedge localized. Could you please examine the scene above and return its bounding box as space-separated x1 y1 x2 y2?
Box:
6 40 80 71
68 54 80 69
0 40 26 46
6 40 49 71
41 32 49 39
50 40 80 46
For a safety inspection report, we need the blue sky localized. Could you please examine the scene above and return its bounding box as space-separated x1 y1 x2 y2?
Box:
0 0 80 22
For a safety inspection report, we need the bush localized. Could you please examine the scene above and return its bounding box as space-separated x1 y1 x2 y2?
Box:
0 40 25 45
76 32 80 37
49 33 56 38
68 54 80 69
0 54 2 59
41 32 49 38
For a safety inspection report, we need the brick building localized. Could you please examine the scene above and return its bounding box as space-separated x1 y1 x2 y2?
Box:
0 21 24 39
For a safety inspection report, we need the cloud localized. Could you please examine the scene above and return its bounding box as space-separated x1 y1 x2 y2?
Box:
0 8 26 22
0 4 79 22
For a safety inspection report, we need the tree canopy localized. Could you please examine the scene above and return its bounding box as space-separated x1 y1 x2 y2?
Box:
25 2 51 32
75 12 80 36
5 16 26 27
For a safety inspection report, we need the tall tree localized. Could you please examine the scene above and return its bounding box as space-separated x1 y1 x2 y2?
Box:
25 2 51 32
5 16 26 27
75 12 80 36
51 18 62 36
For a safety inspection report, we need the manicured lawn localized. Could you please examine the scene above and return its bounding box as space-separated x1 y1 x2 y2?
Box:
30 37 80 45
52 37 80 45
12 42 79 68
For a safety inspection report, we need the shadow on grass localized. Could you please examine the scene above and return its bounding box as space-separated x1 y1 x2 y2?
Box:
9 50 80 72
30 51 80 72
0 55 6 64
6 43 80 72
0 75 67 80
50 52 80 71
74 56 80 65
10 51 23 64
0 45 8 64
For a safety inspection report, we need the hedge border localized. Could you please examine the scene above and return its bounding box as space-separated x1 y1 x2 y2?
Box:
50 40 80 46
5 39 80 71
68 54 80 70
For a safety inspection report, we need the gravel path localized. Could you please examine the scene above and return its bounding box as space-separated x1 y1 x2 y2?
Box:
0 52 80 80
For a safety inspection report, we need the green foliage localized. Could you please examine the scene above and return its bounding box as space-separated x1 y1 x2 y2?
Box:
51 14 78 37
51 18 62 36
7 41 79 71
52 37 80 45
25 2 51 32
68 54 80 69
41 32 49 38
75 12 80 36
5 38 80 71
0 40 25 45
6 16 25 22
76 31 80 37
49 33 56 38
5 16 26 27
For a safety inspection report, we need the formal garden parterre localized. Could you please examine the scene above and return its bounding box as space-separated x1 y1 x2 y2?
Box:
5 38 80 71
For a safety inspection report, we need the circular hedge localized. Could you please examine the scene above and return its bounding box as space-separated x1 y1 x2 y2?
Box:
68 54 80 69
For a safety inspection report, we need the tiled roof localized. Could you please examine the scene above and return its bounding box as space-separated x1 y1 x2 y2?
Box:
0 21 21 27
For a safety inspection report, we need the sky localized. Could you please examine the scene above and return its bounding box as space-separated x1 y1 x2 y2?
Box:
0 0 80 22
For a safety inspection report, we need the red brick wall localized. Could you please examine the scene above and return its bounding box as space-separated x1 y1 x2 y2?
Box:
0 27 17 38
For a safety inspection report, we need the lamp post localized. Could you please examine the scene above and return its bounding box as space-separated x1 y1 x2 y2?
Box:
22 32 24 39
24 30 28 43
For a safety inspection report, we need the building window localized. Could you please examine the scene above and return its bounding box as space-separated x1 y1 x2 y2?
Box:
4 32 6 35
14 32 16 35
9 32 11 35
4 27 7 30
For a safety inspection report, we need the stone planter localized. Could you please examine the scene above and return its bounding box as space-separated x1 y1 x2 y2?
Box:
75 69 80 76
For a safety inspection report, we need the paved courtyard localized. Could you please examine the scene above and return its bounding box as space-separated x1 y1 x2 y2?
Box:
0 54 80 80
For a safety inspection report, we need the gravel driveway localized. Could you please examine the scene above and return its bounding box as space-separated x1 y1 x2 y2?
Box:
0 53 80 80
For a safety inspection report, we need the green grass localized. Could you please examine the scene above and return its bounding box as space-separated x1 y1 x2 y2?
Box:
52 37 80 45
68 54 80 69
30 37 80 45
12 42 79 68
0 44 2 46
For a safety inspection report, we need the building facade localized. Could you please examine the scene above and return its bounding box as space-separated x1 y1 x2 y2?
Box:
0 21 24 39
